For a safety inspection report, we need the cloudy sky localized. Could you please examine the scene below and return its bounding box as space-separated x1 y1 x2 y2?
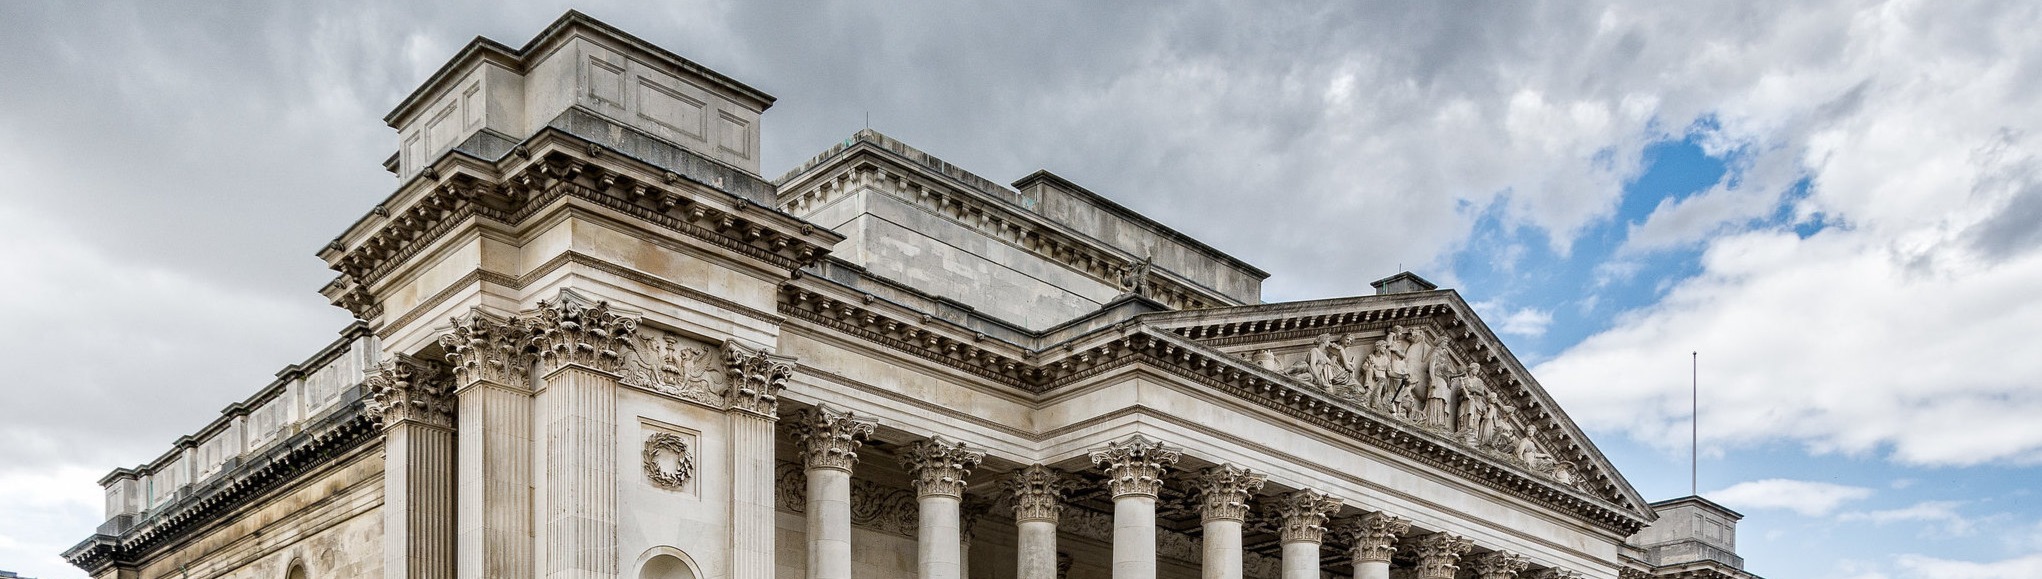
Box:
3 1 2039 577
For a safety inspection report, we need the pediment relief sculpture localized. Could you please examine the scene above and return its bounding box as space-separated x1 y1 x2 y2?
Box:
1249 325 1582 490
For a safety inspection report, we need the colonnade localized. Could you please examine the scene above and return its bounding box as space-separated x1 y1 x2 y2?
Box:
789 405 1585 579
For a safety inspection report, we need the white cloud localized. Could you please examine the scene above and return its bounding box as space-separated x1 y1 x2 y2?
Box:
1840 501 1978 536
1706 478 1874 516
1538 0 2042 467
1894 553 2042 579
0 466 109 579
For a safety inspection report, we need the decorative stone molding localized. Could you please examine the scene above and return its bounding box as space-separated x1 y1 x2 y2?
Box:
439 310 535 390
1341 511 1412 563
530 294 638 376
724 340 795 417
1087 434 1182 498
791 405 876 472
1274 489 1343 544
364 357 453 428
1527 569 1584 579
1414 532 1475 579
1003 464 1069 523
1193 464 1266 523
1472 551 1530 579
772 461 920 537
621 327 721 406
902 436 985 499
641 432 695 490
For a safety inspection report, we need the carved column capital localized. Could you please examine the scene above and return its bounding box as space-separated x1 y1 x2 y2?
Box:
365 357 453 429
1526 569 1584 579
1087 434 1181 498
1004 464 1069 523
439 310 534 391
1275 489 1344 544
724 341 795 418
1193 464 1266 523
530 296 638 376
1341 511 1412 563
1472 551 1529 579
903 435 985 499
791 405 876 472
1414 532 1475 579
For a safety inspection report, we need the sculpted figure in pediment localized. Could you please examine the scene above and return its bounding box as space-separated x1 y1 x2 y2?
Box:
1457 369 1493 443
1516 424 1558 472
1358 342 1394 407
1423 336 1460 430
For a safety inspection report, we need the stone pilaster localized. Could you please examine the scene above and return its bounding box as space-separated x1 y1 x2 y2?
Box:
1413 532 1475 579
905 436 985 579
1088 435 1181 579
1194 464 1265 579
1472 552 1529 579
1275 489 1343 579
793 405 876 579
1004 465 1067 579
724 341 792 579
1341 512 1410 579
368 357 456 579
441 312 535 579
532 297 635 579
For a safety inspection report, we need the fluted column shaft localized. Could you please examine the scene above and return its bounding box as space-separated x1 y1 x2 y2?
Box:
540 365 620 579
443 314 536 579
1276 490 1343 579
1194 465 1265 579
726 342 793 579
794 406 876 579
1006 465 1067 579
368 359 456 579
1089 435 1182 579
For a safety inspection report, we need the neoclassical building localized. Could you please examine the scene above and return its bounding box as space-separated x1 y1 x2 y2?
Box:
66 11 1760 579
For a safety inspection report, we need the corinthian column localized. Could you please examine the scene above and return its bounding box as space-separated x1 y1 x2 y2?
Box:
1341 512 1410 579
904 436 985 579
1088 435 1181 579
725 341 793 579
792 405 876 579
1193 465 1265 579
1471 552 1529 579
368 357 456 579
1275 490 1343 579
1413 533 1474 579
441 312 534 579
1004 465 1068 579
531 297 637 579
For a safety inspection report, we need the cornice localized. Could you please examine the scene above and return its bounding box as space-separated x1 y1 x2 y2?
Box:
777 145 1239 311
775 280 1649 533
324 132 843 321
65 403 379 575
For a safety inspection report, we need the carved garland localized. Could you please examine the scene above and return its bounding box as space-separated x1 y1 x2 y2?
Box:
642 432 696 490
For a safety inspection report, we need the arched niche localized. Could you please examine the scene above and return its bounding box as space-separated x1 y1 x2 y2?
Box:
635 546 701 579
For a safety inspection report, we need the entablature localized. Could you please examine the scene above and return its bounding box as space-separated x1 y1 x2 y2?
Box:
321 127 845 322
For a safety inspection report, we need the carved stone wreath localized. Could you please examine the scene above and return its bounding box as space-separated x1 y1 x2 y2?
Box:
643 432 696 491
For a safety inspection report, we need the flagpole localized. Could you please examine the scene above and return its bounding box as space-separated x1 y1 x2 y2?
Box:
1692 351 1698 496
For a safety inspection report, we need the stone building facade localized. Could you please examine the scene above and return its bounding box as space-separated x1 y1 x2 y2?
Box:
66 11 1760 579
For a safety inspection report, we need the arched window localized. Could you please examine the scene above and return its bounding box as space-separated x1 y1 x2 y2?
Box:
639 553 697 579
286 562 308 579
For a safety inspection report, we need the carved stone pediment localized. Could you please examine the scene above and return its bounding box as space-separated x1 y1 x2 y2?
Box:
1136 294 1648 520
